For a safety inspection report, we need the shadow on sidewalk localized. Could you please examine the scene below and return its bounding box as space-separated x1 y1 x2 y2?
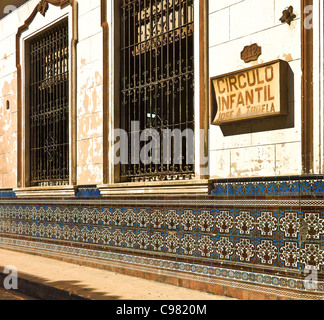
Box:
0 269 123 300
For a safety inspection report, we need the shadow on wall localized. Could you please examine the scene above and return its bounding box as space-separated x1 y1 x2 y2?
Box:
0 0 29 20
218 63 295 137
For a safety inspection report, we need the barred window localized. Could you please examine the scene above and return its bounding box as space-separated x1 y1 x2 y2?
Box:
29 20 69 186
120 0 195 182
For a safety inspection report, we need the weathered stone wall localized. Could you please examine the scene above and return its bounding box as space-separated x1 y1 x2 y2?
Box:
0 0 105 187
0 2 31 188
209 0 302 178
0 0 309 187
76 1 103 185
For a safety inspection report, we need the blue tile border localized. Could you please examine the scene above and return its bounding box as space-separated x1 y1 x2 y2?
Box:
0 237 322 295
0 190 16 198
0 204 323 272
210 176 324 197
76 187 102 198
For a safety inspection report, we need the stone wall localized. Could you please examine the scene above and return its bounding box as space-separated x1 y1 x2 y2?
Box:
208 0 302 178
0 0 308 187
0 175 324 299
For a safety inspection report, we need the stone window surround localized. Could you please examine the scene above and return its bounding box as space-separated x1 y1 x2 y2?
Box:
100 0 210 195
13 0 209 198
15 0 78 197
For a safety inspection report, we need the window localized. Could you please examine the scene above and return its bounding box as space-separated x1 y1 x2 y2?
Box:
120 0 195 182
28 20 69 186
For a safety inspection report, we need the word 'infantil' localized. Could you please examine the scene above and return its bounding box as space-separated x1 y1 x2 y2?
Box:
211 60 288 124
216 66 275 111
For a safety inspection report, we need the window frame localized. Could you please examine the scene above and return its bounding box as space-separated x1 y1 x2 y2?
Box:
27 19 70 186
16 1 78 190
105 0 209 186
119 0 196 183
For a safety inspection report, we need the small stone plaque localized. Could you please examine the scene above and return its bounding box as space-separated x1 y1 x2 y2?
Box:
241 43 262 63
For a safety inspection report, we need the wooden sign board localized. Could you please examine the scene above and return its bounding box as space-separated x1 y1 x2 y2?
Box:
210 60 288 125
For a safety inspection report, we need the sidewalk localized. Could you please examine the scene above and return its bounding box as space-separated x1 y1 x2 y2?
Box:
0 248 236 300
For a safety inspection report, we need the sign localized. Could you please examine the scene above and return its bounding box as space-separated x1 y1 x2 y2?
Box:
210 60 288 125
241 43 262 63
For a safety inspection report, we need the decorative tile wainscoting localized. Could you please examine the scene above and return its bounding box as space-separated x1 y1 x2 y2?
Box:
0 176 324 299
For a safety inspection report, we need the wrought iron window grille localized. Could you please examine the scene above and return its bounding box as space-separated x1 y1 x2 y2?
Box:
29 20 69 186
120 0 195 182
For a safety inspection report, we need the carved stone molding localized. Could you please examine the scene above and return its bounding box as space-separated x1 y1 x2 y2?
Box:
280 6 296 25
38 0 49 16
16 0 78 188
16 0 73 39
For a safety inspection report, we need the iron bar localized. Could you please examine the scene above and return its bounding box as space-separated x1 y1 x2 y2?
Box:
121 0 194 182
29 20 69 186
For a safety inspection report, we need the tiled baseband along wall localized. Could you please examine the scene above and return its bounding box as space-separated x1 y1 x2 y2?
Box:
0 175 324 300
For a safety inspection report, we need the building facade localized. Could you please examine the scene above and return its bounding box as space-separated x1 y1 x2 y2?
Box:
0 0 323 299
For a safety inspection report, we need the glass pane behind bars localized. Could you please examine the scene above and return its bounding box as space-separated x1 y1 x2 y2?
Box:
29 21 69 186
121 0 195 182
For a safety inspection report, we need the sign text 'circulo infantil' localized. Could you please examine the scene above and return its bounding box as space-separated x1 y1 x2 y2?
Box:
210 60 288 125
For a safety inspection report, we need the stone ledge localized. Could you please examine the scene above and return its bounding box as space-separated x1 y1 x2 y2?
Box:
13 186 77 198
11 180 209 198
98 179 209 195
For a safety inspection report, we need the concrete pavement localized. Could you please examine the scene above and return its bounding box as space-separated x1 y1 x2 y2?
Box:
0 286 35 300
0 248 236 300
